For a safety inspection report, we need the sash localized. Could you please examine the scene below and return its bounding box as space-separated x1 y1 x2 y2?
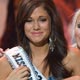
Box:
5 46 47 80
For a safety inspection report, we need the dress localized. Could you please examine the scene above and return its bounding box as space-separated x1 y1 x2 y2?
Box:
48 76 56 80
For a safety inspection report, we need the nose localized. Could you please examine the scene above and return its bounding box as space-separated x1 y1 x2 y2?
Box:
33 21 40 30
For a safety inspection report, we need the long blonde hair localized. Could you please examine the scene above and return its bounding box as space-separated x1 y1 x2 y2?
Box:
71 9 80 44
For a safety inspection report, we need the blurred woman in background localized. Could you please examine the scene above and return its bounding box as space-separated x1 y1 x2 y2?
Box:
70 9 80 48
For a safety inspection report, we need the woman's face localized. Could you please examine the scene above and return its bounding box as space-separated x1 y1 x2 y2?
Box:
75 14 80 48
24 6 51 46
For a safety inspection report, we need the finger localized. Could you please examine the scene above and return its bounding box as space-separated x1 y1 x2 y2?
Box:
5 48 10 51
16 66 31 78
20 70 31 78
22 76 30 80
0 48 3 52
17 66 30 74
0 48 4 57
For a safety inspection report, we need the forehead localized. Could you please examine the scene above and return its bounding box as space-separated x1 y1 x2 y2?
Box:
30 6 49 17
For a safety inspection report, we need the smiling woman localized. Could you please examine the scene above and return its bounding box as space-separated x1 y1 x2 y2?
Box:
0 0 80 80
24 6 51 46
6 0 72 79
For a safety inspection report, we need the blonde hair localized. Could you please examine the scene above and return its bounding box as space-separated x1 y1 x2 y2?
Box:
71 9 80 44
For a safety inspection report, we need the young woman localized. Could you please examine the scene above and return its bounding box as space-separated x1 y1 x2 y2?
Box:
65 9 80 76
0 0 80 80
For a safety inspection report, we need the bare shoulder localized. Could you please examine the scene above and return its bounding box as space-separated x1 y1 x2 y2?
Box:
68 47 80 59
0 56 12 80
63 47 80 75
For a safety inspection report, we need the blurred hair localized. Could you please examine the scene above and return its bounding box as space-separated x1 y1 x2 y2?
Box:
70 9 80 44
1 0 17 50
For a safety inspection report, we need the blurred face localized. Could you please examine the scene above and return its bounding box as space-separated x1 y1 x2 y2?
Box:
75 15 80 48
24 6 51 46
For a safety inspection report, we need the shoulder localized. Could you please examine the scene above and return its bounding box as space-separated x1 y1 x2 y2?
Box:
68 46 80 58
71 43 77 48
63 47 80 75
65 46 80 61
0 56 12 80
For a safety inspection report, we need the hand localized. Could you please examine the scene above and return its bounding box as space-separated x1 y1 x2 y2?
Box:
6 66 30 80
0 48 4 57
64 76 80 80
0 48 9 57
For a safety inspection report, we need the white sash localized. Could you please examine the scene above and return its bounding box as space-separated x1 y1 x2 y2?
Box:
4 46 47 80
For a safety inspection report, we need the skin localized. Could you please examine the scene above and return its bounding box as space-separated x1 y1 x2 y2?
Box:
75 14 80 49
6 66 30 80
0 0 9 40
63 47 80 76
24 6 51 46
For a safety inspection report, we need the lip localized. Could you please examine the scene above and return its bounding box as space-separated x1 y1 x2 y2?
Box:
31 32 43 35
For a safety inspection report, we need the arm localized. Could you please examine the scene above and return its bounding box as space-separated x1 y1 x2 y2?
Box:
0 56 30 80
63 76 80 80
0 56 12 80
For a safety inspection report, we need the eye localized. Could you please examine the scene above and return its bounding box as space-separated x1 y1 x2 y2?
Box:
40 18 47 22
26 18 33 22
77 23 80 28
39 17 48 22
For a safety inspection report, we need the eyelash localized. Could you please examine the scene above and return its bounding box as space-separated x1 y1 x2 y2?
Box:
25 18 47 23
26 19 32 22
40 18 47 22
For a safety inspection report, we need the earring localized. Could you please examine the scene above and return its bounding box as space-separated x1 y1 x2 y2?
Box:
49 37 56 52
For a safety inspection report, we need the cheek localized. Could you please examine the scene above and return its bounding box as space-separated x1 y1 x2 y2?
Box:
24 24 31 37
40 22 51 32
75 30 78 38
75 29 80 42
43 25 51 37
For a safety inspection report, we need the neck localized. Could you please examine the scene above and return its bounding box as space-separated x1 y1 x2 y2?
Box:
30 43 50 78
30 43 49 58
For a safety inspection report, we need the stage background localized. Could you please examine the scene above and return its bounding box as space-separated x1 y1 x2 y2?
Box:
54 0 80 44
